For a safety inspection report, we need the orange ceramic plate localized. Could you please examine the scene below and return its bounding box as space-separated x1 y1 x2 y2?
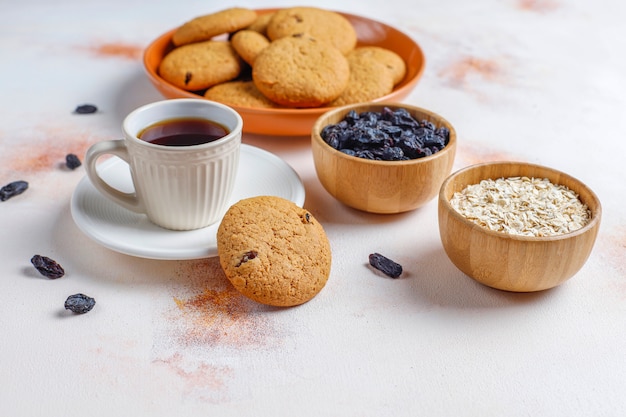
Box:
143 8 425 136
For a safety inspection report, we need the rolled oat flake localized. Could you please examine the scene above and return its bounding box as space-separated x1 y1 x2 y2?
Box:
449 176 591 237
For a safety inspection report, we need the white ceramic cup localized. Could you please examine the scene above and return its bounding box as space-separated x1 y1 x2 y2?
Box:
85 99 243 231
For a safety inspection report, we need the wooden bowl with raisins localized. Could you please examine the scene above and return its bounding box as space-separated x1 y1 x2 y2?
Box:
311 102 457 214
438 162 602 292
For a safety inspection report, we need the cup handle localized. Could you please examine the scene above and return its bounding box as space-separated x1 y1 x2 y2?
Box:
84 140 145 213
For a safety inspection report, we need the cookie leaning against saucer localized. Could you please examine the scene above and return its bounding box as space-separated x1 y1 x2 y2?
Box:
172 7 258 46
252 34 350 108
217 196 332 307
159 40 243 91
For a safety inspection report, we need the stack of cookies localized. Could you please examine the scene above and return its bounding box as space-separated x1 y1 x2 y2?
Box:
158 6 407 109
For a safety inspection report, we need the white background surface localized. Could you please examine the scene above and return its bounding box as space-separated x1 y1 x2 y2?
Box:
1 0 625 416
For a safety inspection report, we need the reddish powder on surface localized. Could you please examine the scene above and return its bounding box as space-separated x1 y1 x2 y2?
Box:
152 352 234 403
87 42 143 60
456 141 522 166
166 258 280 349
2 125 98 174
153 353 232 389
598 226 626 276
517 0 560 12
439 56 503 88
10 149 62 173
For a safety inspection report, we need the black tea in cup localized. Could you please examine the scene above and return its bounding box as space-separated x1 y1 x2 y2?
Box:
138 117 229 147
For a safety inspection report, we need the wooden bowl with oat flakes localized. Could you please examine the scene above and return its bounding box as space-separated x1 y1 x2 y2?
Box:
438 162 602 292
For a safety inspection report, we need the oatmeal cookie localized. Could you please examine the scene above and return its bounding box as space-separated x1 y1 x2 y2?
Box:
349 46 407 85
246 11 275 35
204 80 281 108
217 196 332 307
172 7 258 46
230 29 271 66
329 52 395 106
266 7 357 54
159 40 243 91
252 34 349 107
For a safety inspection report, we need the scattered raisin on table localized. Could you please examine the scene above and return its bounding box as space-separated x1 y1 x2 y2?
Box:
65 294 96 314
0 180 28 201
65 153 82 170
369 252 403 278
74 104 98 114
30 255 65 279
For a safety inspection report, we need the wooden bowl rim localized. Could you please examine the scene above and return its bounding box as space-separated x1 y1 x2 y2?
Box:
311 103 457 167
439 161 602 242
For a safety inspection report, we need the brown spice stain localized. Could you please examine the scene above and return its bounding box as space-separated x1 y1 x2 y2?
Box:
172 287 260 347
153 260 282 402
88 42 143 60
439 56 504 88
166 355 230 389
167 258 279 349
517 0 560 12
153 353 233 402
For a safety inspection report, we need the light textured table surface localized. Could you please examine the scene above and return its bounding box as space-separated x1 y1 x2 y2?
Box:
1 0 625 415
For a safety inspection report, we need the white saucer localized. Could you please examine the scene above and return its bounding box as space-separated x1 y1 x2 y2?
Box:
71 144 305 260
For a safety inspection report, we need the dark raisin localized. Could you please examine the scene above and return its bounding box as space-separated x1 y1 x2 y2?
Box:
30 255 65 279
0 180 28 201
379 124 403 138
435 126 450 141
423 134 446 149
398 135 424 159
185 72 193 85
65 153 82 170
74 104 98 114
354 150 376 160
369 253 403 278
320 107 449 161
420 119 436 130
64 294 96 314
236 250 258 267
381 146 406 161
301 212 311 224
